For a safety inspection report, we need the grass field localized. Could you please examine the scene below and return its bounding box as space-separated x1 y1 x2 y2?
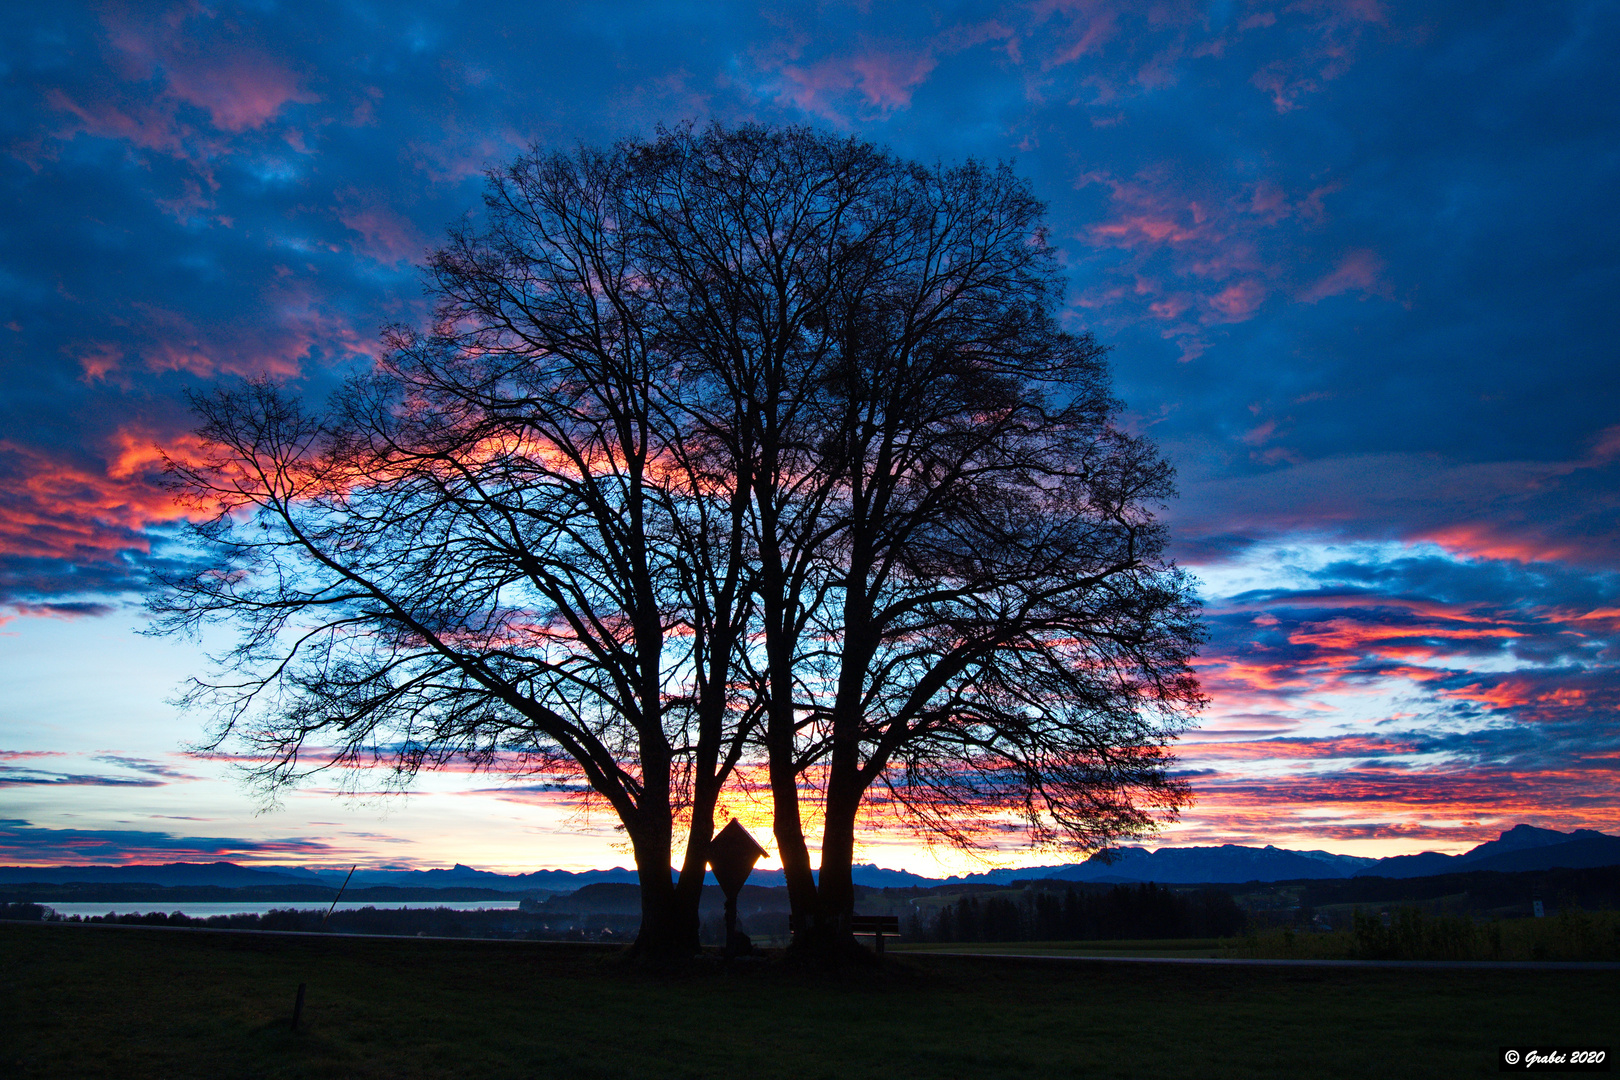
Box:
896 937 1231 958
4 921 1615 1079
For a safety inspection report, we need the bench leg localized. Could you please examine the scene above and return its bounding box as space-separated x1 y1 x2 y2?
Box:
875 931 885 956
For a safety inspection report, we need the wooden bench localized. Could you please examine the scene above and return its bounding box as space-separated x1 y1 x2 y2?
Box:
850 914 901 955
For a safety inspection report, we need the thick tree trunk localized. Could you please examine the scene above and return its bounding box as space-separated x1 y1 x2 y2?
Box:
816 780 862 930
627 825 685 959
809 568 875 949
756 439 821 937
770 742 819 934
672 785 717 955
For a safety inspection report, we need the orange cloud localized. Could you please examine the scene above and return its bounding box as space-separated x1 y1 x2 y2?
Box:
0 428 208 566
1419 524 1588 565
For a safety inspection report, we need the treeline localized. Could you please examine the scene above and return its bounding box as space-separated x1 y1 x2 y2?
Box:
908 883 1247 943
1232 906 1620 962
0 903 635 941
1296 864 1620 917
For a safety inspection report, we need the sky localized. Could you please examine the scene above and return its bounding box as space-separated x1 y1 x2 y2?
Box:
2 0 1617 874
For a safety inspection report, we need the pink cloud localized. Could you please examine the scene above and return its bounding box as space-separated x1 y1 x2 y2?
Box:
337 190 427 266
1037 2 1121 70
72 341 126 382
405 122 531 184
1207 279 1267 321
97 3 318 132
1238 418 1278 447
1246 2 1387 112
1586 424 1620 463
1183 735 1422 762
46 4 317 175
1300 248 1387 302
116 287 381 382
1071 170 1332 352
162 57 319 133
763 46 939 123
45 89 194 159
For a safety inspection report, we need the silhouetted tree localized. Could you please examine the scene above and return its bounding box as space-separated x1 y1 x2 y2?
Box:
154 122 1202 959
621 126 1204 953
152 136 766 959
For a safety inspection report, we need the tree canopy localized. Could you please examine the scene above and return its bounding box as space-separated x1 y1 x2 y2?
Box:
153 122 1203 957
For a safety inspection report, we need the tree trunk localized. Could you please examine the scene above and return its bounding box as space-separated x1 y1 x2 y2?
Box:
816 780 862 930
809 567 875 949
756 438 821 937
770 751 819 935
672 784 717 955
627 825 685 959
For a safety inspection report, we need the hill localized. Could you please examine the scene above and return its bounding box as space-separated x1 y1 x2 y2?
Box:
3 824 1615 892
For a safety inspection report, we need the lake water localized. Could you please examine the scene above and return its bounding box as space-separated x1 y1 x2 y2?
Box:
42 900 524 918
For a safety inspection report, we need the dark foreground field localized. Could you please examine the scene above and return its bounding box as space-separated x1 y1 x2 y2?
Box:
3 922 1614 1079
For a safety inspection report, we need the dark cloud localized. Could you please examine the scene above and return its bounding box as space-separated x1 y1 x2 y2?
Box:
0 766 163 787
90 754 201 781
0 818 341 863
3 1 1614 588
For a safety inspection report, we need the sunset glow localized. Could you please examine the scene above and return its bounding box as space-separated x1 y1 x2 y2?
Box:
2 1 1616 876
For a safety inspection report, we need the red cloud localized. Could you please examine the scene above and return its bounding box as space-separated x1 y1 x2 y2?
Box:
1190 766 1620 823
1288 618 1521 652
1419 524 1591 566
1191 582 1620 731
0 427 210 566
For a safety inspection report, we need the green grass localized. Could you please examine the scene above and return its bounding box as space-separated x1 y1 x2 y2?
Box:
4 921 1615 1079
1228 909 1620 962
895 937 1230 958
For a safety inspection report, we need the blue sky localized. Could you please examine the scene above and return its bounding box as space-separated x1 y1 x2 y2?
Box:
1 0 1617 872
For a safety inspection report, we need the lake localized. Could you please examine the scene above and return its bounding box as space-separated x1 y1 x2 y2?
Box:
41 900 524 918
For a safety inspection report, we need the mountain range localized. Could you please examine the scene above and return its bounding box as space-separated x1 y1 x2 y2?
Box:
3 824 1616 890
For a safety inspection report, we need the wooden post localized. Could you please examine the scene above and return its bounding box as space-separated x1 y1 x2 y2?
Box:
291 982 306 1031
723 894 738 958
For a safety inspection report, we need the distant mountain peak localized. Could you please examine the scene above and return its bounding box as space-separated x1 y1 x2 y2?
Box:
1459 824 1586 864
4 823 1614 892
